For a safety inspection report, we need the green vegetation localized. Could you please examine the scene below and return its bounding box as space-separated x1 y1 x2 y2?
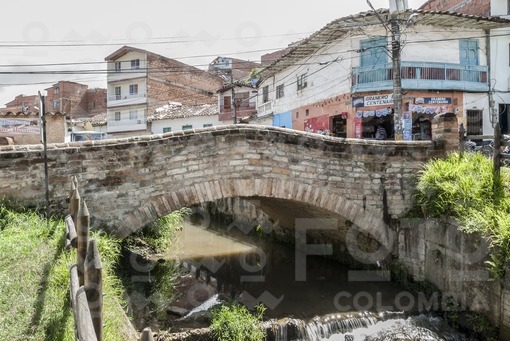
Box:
122 210 187 328
210 303 266 341
415 152 510 279
0 205 132 340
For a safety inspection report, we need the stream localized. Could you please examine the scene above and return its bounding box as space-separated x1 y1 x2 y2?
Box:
155 217 476 340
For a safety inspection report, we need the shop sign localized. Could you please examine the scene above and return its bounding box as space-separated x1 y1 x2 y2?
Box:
365 94 393 107
0 117 40 135
414 97 451 105
352 96 364 108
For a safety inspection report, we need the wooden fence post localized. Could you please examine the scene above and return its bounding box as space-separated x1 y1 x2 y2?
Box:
140 328 154 341
66 215 77 248
459 123 466 157
71 188 81 225
85 239 103 341
494 123 502 179
77 200 90 286
69 264 80 339
68 180 76 206
76 286 98 341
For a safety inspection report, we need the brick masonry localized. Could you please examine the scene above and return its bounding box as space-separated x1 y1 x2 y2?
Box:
0 124 445 240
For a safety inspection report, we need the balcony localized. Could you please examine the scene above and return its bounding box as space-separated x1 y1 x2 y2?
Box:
107 93 147 108
256 101 273 118
107 112 147 133
352 62 488 93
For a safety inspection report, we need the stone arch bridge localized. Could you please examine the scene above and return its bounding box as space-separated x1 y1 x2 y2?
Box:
0 124 448 241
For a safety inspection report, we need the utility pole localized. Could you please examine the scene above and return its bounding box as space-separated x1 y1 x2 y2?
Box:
38 91 50 224
231 70 237 124
391 13 403 140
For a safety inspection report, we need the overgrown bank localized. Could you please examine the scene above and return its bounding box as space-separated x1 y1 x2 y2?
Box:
0 206 135 340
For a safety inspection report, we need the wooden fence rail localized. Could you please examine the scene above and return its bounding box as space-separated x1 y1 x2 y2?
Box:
65 176 102 341
65 176 156 341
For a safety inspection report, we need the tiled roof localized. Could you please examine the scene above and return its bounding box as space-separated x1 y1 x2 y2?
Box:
259 9 510 80
0 110 65 116
148 103 218 122
73 112 107 126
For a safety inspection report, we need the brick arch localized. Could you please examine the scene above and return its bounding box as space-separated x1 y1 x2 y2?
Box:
116 178 389 245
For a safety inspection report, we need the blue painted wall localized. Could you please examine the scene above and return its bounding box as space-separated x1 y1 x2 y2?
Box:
273 111 292 128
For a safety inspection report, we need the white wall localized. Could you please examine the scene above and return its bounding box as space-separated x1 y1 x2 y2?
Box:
257 24 489 117
107 51 148 82
150 115 221 134
463 92 492 134
491 0 510 17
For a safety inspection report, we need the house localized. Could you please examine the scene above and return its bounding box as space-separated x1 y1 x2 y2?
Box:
209 57 260 124
44 81 107 119
148 103 219 134
256 8 510 140
104 46 224 137
419 0 510 135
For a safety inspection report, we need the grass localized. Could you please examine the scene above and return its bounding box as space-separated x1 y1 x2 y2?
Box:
0 205 134 340
415 152 510 279
210 303 266 341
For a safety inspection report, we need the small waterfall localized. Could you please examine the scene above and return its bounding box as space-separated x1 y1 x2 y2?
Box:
183 294 222 319
264 311 403 341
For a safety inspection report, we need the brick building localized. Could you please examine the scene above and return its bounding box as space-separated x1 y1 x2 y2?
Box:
419 0 490 16
4 95 39 113
44 81 107 119
104 46 224 137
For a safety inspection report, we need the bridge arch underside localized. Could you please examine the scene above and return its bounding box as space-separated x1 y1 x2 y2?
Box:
113 178 393 261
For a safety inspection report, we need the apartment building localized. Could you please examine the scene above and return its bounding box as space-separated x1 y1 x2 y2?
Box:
105 46 224 137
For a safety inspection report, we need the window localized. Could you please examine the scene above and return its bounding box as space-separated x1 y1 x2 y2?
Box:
297 74 307 91
276 84 285 99
306 109 309 116
114 112 121 121
163 127 172 133
508 0 510 14
53 85 59 94
115 86 121 100
182 124 193 130
129 84 138 95
262 86 269 103
53 100 59 109
129 110 138 120
466 109 483 135
203 124 213 128
114 61 121 72
296 112 299 119
131 59 140 69
223 96 231 110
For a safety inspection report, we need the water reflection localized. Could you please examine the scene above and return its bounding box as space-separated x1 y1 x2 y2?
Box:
164 218 472 340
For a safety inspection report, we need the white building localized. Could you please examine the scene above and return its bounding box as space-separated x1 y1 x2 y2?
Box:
256 9 510 139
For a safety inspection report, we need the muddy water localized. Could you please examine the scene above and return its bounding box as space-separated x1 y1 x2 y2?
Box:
166 219 473 340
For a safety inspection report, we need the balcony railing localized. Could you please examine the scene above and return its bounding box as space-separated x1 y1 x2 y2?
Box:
106 112 147 133
257 101 273 117
220 102 256 113
107 93 147 107
352 61 488 93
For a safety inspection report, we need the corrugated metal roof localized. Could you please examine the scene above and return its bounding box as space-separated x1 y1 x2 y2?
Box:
259 9 510 80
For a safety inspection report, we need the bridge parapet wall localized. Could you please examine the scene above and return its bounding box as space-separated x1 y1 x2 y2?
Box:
0 125 445 237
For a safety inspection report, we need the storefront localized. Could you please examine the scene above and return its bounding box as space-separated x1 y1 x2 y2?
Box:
406 97 451 140
352 94 394 139
331 112 348 137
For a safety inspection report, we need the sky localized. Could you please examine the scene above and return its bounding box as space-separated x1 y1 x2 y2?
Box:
0 0 427 106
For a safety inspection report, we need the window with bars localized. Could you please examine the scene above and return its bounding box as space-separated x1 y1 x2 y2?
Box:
163 127 172 133
131 59 140 69
466 109 483 135
276 84 284 99
115 86 121 100
114 112 121 121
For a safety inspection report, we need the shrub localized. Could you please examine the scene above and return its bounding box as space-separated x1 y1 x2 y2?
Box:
210 303 266 341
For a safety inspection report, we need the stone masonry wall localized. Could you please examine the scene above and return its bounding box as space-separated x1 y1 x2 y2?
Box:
0 125 444 239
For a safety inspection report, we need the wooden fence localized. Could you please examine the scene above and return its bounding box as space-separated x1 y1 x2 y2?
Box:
65 176 156 341
66 176 103 341
459 124 510 175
